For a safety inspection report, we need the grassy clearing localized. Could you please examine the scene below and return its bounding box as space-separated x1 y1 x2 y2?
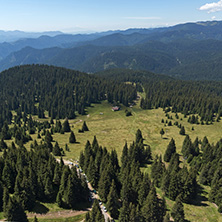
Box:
28 213 86 222
4 100 222 221
43 100 222 162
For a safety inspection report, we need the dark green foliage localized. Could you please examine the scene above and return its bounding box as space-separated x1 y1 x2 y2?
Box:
0 137 88 213
5 196 28 222
125 110 132 116
85 199 105 222
82 121 89 131
0 138 7 150
53 142 62 156
138 173 151 206
106 180 119 219
160 128 165 138
141 185 165 222
141 80 222 123
179 126 186 135
135 129 143 143
0 65 137 124
78 135 167 222
62 118 71 132
69 131 76 143
171 196 185 222
151 155 165 187
164 138 176 162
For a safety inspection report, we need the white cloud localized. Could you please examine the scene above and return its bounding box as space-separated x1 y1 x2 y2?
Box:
124 17 161 20
199 0 222 13
212 15 216 19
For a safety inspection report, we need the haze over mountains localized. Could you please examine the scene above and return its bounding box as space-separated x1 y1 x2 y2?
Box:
1 21 222 80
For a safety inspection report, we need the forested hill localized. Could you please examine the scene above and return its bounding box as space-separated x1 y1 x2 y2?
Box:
0 65 138 129
96 68 222 124
2 21 222 80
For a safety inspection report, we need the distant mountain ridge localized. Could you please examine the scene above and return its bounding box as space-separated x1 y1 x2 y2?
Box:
1 20 222 80
0 30 63 43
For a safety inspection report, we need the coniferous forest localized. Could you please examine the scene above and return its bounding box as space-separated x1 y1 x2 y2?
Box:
0 64 222 221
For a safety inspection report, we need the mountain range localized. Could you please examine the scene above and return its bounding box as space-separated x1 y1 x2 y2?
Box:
1 21 222 80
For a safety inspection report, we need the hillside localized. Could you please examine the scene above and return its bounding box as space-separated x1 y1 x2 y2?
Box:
1 21 222 80
0 65 222 221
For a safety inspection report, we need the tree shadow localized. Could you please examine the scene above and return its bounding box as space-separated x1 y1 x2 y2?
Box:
162 137 169 140
188 184 208 207
31 202 49 214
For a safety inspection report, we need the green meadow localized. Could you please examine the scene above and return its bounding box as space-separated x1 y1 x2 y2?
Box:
5 100 222 221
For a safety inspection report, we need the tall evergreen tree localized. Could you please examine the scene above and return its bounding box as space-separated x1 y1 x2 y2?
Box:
141 185 164 222
82 121 89 131
179 126 186 135
5 197 28 222
164 138 176 162
69 131 76 143
160 128 165 138
53 142 62 156
62 118 71 132
171 196 185 222
106 180 119 219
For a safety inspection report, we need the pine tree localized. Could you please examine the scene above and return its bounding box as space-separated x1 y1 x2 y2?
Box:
82 121 89 131
5 197 28 222
171 196 185 222
33 216 38 222
62 118 71 132
53 141 62 156
179 126 186 135
69 131 76 143
138 173 151 206
160 128 165 138
0 138 7 150
136 129 143 143
164 138 176 162
119 201 130 222
141 185 164 222
91 199 105 222
106 180 119 219
3 187 9 215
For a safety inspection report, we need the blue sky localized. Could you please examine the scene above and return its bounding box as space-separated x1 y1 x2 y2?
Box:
1 0 222 33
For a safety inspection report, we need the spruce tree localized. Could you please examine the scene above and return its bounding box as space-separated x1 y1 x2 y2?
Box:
106 180 119 219
171 196 185 222
179 126 186 135
160 128 165 138
164 138 176 162
118 201 130 222
62 118 71 132
141 185 164 222
82 121 89 131
53 142 62 156
91 199 105 222
69 131 76 143
138 173 151 206
136 129 143 143
5 197 28 222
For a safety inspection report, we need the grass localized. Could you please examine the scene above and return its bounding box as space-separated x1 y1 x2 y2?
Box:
28 213 86 222
4 100 222 221
34 100 222 162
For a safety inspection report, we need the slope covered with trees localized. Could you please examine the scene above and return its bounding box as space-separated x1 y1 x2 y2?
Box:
0 64 137 130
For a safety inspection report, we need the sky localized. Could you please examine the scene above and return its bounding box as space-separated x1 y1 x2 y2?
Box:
1 0 222 33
